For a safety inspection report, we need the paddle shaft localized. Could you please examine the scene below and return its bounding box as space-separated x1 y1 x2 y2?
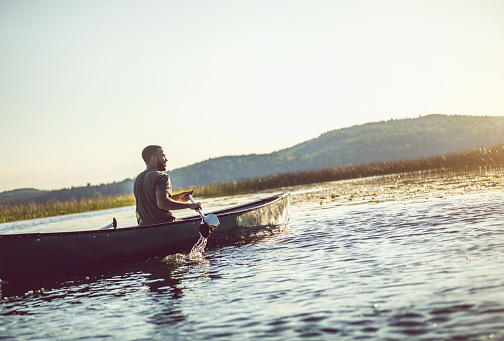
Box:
188 194 205 219
187 194 220 238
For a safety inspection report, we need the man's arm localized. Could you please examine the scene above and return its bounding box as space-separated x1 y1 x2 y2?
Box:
171 191 193 202
156 191 201 211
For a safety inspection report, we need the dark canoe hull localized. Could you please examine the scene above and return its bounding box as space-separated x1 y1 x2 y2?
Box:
0 192 290 281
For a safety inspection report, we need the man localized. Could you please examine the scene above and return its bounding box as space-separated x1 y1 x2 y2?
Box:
134 145 202 225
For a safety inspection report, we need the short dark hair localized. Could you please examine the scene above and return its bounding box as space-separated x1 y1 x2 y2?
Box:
142 145 162 163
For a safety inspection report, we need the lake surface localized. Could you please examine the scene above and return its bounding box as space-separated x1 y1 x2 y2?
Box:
1 172 503 340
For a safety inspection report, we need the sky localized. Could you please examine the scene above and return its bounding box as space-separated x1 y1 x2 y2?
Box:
1 0 503 192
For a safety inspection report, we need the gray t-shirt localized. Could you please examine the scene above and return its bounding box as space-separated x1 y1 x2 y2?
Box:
133 169 175 225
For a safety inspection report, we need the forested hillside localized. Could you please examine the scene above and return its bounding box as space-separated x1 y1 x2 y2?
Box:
169 115 504 187
2 114 503 204
0 180 133 205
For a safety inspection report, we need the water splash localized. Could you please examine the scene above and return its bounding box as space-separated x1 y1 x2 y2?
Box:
163 253 187 263
163 232 208 263
189 234 208 257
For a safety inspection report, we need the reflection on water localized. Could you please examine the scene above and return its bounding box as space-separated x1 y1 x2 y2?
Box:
1 173 503 340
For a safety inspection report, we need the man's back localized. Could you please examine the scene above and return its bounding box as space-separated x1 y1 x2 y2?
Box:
133 169 175 225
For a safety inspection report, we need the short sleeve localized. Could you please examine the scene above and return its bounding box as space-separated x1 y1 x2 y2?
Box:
155 172 172 196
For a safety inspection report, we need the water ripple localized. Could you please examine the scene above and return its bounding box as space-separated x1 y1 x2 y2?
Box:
1 177 504 340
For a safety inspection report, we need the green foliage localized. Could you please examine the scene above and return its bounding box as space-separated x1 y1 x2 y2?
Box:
1 145 502 222
170 114 504 187
187 144 504 197
0 179 133 206
2 114 504 209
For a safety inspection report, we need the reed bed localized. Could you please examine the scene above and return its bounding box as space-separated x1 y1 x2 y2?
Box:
0 194 135 224
1 145 503 223
190 145 504 197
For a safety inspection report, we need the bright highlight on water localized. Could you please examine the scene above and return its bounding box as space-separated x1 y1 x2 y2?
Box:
0 171 503 340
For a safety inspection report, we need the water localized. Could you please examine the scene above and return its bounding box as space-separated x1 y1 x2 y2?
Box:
1 174 503 340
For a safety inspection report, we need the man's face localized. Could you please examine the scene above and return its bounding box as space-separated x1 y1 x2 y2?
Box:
153 148 168 171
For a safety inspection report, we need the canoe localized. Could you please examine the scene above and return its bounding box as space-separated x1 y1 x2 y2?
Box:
0 192 291 281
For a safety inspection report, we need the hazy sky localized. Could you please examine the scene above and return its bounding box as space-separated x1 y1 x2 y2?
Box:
1 0 503 192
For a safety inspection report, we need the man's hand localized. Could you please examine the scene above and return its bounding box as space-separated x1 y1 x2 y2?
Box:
156 190 201 212
171 190 201 211
190 201 202 211
172 190 193 202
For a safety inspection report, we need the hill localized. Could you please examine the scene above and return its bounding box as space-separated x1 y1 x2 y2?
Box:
0 180 133 206
169 114 504 187
2 114 503 205
0 188 48 204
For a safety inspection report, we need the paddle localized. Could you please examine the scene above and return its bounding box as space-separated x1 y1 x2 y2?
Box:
99 218 117 230
188 194 219 238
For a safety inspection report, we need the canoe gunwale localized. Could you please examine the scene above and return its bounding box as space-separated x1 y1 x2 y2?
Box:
0 192 290 240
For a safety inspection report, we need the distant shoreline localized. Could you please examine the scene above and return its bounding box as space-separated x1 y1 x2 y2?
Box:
1 145 502 224
184 144 504 197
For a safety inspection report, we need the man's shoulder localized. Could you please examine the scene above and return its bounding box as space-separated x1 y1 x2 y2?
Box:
136 169 170 181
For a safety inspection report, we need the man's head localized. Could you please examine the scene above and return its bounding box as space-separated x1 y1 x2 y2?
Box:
142 145 167 171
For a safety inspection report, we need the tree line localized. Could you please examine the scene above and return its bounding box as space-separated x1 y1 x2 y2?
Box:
169 114 504 187
2 114 504 206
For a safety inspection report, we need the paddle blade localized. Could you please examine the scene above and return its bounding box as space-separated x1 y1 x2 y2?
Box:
203 214 220 227
199 221 216 238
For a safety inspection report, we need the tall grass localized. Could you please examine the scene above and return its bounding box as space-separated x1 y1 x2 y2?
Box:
1 145 503 223
0 194 135 224
189 145 504 197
